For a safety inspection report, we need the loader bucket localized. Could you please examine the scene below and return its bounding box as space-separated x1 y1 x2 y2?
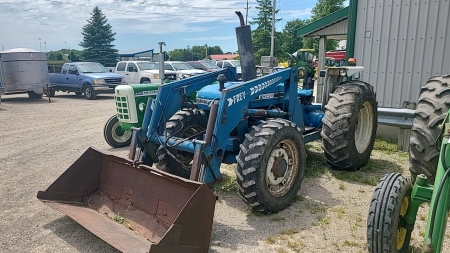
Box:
37 147 216 253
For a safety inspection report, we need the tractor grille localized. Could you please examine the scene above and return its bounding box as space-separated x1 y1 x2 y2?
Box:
115 95 130 121
105 78 123 84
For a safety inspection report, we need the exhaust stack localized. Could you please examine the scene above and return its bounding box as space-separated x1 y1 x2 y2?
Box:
235 11 257 81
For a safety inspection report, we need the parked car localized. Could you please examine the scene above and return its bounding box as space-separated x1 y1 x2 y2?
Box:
49 62 126 100
214 60 242 80
115 61 177 84
163 61 207 79
186 61 221 72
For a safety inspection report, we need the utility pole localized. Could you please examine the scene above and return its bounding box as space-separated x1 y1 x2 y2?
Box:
270 0 276 57
158 42 166 85
245 0 250 25
1 45 4 51
205 44 208 59
38 38 41 51
44 42 47 52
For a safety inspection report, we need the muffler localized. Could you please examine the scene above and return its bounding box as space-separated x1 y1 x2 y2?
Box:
37 147 216 253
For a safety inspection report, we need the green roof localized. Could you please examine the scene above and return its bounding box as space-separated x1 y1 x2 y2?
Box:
296 7 349 37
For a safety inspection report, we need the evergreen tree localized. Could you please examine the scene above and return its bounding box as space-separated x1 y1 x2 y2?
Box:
79 6 119 67
302 0 345 52
281 19 306 55
250 0 283 64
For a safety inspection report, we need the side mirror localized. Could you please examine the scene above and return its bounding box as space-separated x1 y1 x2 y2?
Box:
76 71 79 75
319 70 326 78
109 69 112 72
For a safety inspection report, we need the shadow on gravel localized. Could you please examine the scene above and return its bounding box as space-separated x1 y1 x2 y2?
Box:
210 179 340 252
43 216 120 253
1 96 54 104
51 94 114 100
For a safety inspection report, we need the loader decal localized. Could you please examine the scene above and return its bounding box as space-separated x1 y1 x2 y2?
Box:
227 91 246 107
250 76 282 95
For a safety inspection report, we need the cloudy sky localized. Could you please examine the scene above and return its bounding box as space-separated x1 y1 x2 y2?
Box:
0 0 348 54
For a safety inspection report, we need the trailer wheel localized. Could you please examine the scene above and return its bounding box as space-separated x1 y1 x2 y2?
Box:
103 115 132 148
155 109 208 178
236 119 306 213
367 173 413 253
409 75 450 184
84 84 96 100
321 81 378 170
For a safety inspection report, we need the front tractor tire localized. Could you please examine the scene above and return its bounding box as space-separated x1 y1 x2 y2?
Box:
321 81 378 170
409 75 450 184
103 115 132 148
367 173 413 253
155 109 208 179
236 119 306 214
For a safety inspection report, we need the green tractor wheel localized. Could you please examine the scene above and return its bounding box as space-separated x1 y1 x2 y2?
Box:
103 115 132 148
367 173 413 253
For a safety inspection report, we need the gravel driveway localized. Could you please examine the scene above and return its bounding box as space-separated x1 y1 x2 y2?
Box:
0 92 448 253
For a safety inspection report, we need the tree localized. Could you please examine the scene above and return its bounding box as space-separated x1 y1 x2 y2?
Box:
281 19 306 55
250 0 283 64
79 6 119 67
302 0 345 52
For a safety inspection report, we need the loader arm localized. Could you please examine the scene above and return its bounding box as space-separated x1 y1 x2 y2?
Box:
153 67 302 184
146 68 237 138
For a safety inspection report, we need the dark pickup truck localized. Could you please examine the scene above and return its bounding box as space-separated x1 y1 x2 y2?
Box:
49 62 126 100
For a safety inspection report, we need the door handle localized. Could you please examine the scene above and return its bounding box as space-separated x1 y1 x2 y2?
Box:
66 77 69 79
125 74 129 75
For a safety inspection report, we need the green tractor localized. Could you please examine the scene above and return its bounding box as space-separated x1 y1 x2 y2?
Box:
104 83 197 148
104 83 160 148
288 48 316 90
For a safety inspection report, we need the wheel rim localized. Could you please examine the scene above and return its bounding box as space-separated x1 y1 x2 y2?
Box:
85 88 91 98
355 101 374 153
111 121 132 143
266 139 299 197
397 196 409 250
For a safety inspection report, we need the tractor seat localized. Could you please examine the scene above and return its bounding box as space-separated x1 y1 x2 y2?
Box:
298 89 313 97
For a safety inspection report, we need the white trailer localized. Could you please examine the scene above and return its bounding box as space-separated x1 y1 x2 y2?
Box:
0 48 50 99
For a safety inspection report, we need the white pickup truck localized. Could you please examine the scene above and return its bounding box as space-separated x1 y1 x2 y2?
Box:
215 60 242 80
115 61 177 84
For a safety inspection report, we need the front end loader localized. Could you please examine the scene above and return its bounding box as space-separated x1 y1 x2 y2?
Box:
37 11 378 253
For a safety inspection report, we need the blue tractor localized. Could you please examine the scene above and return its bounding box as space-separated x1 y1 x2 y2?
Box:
129 12 378 213
36 11 379 252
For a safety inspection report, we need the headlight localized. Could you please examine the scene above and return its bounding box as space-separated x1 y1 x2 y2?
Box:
339 69 347 77
93 79 106 84
153 74 159 79
138 102 146 112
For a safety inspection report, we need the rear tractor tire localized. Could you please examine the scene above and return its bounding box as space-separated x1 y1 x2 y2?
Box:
321 81 378 170
367 173 413 253
409 75 450 184
155 109 208 178
103 115 132 148
236 119 306 214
